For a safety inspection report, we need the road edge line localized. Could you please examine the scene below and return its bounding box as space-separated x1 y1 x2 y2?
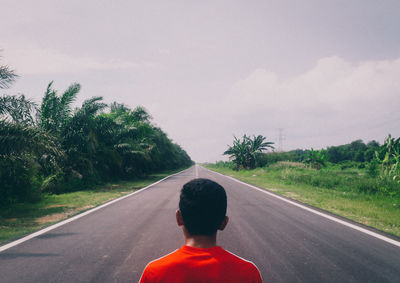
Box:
203 166 400 248
0 167 192 253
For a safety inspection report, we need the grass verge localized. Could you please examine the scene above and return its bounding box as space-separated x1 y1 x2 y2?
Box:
204 163 400 238
0 169 184 245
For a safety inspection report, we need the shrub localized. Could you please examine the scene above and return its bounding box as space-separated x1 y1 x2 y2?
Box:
0 158 41 205
339 161 359 170
367 161 379 177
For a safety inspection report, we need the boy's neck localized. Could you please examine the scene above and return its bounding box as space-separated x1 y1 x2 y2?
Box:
184 233 217 249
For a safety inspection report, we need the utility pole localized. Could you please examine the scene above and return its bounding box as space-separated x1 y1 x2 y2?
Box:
278 128 284 152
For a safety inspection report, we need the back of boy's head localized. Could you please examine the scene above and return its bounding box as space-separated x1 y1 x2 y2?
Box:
179 178 227 236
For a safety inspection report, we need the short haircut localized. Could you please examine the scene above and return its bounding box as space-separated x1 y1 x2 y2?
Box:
179 178 227 236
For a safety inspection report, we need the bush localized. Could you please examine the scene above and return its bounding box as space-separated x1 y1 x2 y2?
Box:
213 161 235 170
0 158 41 205
358 162 366 169
277 167 340 189
40 172 69 194
269 163 400 197
339 161 360 170
354 178 378 194
367 161 379 177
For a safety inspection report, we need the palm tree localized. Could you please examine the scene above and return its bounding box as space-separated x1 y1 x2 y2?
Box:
0 120 61 158
1 72 193 200
39 81 80 134
61 96 107 180
0 120 63 203
247 135 275 169
0 58 32 123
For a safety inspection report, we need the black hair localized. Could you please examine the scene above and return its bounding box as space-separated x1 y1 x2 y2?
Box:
179 178 227 236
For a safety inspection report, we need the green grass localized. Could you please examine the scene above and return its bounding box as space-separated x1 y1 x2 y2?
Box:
0 169 183 245
205 162 400 237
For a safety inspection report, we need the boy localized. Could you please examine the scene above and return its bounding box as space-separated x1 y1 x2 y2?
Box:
139 178 262 283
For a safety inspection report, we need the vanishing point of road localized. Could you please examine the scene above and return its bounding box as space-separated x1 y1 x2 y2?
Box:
1 165 400 282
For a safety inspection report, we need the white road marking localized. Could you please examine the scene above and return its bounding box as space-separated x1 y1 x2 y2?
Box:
195 164 199 178
0 167 192 253
202 166 400 248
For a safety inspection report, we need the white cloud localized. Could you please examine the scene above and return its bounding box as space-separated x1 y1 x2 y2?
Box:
153 56 400 162
226 56 400 151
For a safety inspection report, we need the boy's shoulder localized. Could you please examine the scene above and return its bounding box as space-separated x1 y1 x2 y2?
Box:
147 245 258 268
145 248 182 271
217 247 261 276
141 246 262 282
220 248 260 267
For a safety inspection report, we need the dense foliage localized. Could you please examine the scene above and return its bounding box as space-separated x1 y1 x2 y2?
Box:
0 66 192 205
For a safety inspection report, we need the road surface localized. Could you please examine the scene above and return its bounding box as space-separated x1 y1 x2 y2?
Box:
1 165 400 282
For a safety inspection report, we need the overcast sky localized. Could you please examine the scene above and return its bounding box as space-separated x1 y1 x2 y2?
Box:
2 0 400 162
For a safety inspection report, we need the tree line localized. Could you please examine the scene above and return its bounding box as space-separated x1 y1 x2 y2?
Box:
256 139 384 168
0 61 192 205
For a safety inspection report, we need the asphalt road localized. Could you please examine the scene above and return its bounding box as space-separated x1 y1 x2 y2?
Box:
1 165 400 282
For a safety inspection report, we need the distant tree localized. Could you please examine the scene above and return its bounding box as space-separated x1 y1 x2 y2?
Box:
354 151 365 162
364 140 380 162
349 140 367 152
367 140 380 148
327 146 342 163
349 140 367 162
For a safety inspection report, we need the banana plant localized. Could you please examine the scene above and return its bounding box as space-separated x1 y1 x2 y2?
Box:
223 135 248 170
375 134 400 178
390 149 400 183
305 148 327 170
224 135 274 170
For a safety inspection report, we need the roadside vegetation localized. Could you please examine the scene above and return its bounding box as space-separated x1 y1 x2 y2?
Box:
206 135 400 237
0 56 193 243
0 58 193 207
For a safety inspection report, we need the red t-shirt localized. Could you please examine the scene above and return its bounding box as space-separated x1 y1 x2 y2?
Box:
139 245 262 283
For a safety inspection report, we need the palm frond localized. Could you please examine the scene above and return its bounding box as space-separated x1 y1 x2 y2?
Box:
0 65 18 89
79 96 107 117
110 102 130 113
132 106 152 122
0 94 37 124
60 83 80 118
0 120 63 158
